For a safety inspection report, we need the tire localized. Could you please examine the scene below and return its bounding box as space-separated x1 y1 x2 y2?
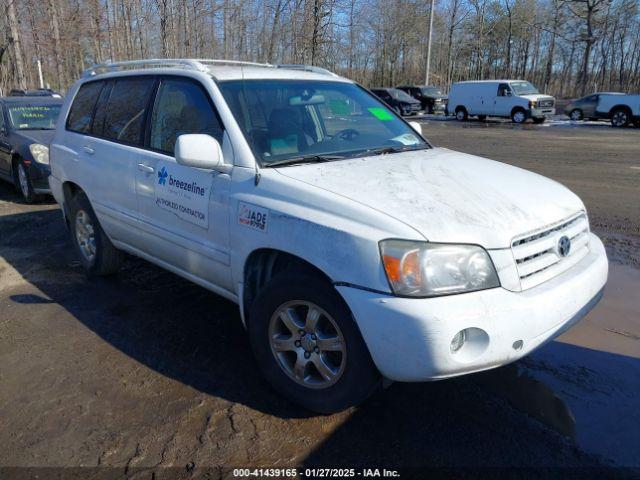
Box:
569 109 583 121
427 104 434 114
611 107 630 128
13 159 37 204
455 107 468 121
634 120 640 128
477 115 487 122
532 117 546 124
248 273 380 413
511 108 527 124
68 191 123 276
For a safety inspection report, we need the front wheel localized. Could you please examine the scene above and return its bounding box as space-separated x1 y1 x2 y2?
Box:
611 107 630 128
248 273 380 413
13 160 37 203
68 191 123 276
569 109 583 121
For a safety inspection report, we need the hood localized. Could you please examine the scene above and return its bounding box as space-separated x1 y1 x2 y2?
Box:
275 148 584 249
428 94 448 101
521 94 555 102
11 129 55 146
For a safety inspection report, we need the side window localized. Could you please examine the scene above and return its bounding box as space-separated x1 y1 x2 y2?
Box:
102 77 155 145
0 106 5 132
149 78 224 155
66 81 104 133
497 84 511 97
90 81 114 136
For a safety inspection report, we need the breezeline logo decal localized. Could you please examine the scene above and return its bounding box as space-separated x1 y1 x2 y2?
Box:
158 166 168 185
154 161 210 228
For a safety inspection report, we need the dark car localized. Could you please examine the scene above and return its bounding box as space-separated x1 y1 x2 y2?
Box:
370 88 421 116
397 85 448 114
9 88 63 98
564 92 623 121
0 97 63 202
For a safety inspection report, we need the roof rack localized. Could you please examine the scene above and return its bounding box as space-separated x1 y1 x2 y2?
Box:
275 64 339 77
82 58 274 77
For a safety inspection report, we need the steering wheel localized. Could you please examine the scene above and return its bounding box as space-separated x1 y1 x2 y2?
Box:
333 129 360 141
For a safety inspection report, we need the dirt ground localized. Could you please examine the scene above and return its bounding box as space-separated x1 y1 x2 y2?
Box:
0 119 639 478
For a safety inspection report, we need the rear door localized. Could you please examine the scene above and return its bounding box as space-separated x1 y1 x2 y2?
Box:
582 94 598 118
66 76 156 244
133 76 232 290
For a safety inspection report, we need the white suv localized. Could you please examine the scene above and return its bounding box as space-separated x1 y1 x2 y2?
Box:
49 59 608 413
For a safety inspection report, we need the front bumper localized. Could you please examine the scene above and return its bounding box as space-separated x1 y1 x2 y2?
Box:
338 233 608 381
27 163 51 194
530 107 555 118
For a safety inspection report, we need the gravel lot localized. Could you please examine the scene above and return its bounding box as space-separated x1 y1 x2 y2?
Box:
0 119 638 478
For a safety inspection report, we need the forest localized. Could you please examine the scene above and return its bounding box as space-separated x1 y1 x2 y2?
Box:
1 0 639 98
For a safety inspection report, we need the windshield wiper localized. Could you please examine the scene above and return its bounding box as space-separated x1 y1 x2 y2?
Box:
354 144 429 158
264 154 344 168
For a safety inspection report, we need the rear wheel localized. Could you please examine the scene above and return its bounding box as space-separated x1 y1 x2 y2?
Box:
68 191 123 276
611 107 630 128
511 108 527 124
455 107 468 121
248 273 380 413
13 159 37 203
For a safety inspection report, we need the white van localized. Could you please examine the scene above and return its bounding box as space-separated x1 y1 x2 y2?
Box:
448 80 556 124
49 60 607 413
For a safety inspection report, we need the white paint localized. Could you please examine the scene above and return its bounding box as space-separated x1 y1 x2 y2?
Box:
49 62 609 384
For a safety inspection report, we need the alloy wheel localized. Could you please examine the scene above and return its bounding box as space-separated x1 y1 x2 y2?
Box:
75 209 97 263
269 300 347 389
18 164 29 198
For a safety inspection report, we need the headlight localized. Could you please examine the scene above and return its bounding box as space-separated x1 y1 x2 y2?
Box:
529 100 537 109
380 240 500 297
29 144 49 165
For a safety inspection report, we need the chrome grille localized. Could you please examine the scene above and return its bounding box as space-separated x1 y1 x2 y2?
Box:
538 99 554 108
512 213 590 290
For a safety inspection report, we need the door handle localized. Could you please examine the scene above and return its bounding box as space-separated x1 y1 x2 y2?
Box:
82 145 95 155
138 163 155 173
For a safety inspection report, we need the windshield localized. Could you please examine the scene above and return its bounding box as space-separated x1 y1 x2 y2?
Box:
509 81 540 96
7 104 61 130
218 80 428 166
390 89 415 102
421 87 443 96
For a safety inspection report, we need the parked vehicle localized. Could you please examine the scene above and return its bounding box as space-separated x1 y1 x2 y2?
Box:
9 88 63 98
396 85 447 114
0 96 62 202
565 92 624 121
594 93 640 128
50 59 607 413
370 87 422 116
448 80 555 124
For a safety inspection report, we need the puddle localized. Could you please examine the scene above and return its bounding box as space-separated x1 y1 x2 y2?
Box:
472 263 640 465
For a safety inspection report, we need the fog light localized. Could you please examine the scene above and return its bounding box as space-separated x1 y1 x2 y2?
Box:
450 330 467 353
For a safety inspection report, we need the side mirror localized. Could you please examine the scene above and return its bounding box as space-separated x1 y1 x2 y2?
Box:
175 134 230 173
409 121 422 134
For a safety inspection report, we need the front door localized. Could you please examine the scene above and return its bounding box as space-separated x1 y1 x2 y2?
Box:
0 105 11 177
493 83 513 116
134 76 233 291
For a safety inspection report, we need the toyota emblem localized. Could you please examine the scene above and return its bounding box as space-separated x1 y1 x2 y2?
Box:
557 235 571 257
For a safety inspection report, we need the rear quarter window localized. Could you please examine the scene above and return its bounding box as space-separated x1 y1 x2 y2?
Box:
66 81 103 133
